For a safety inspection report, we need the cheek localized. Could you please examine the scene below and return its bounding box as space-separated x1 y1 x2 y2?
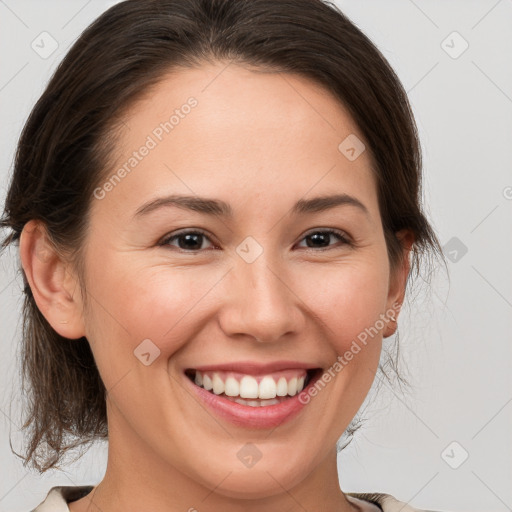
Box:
82 253 218 360
295 255 390 353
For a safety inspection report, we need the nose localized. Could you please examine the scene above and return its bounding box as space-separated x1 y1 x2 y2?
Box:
217 252 305 344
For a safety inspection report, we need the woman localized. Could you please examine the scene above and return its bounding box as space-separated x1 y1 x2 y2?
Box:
1 1 448 511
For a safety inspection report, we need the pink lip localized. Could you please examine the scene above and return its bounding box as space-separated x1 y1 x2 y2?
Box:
183 367 322 429
189 360 319 375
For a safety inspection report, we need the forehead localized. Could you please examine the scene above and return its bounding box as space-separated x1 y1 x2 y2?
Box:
92 62 379 222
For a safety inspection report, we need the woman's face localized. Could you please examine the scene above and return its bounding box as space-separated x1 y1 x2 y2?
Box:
69 62 408 497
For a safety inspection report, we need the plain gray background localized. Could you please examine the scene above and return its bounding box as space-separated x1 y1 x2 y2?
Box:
0 1 511 511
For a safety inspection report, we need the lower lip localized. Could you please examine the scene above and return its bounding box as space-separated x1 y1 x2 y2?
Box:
184 371 320 429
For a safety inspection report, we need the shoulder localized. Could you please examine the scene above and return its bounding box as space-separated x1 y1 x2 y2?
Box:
30 486 452 512
347 492 453 512
30 486 94 512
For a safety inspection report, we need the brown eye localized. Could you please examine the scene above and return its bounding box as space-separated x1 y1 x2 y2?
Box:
297 229 351 250
160 230 214 251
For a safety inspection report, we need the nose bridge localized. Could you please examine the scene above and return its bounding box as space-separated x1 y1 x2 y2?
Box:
220 246 300 343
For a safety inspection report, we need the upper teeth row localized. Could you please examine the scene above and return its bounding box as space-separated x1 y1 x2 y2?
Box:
194 371 306 399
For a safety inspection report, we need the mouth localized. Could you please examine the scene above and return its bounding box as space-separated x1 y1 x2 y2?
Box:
184 367 323 407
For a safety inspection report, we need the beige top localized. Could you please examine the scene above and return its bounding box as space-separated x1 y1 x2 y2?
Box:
30 485 449 512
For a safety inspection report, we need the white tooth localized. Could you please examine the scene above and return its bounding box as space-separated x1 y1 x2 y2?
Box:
212 373 225 395
224 376 240 397
247 400 261 407
203 373 213 391
287 377 298 396
194 371 203 387
297 375 305 392
239 375 259 398
276 376 288 396
259 376 277 399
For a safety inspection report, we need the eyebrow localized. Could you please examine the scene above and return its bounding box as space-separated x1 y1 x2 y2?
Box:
134 193 370 219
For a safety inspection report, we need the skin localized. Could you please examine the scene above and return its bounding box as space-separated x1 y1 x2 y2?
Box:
20 61 413 512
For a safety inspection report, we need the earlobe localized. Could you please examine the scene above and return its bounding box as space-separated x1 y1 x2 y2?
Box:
383 229 414 338
19 220 86 340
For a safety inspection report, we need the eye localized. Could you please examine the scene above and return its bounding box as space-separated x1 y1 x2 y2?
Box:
159 227 352 253
296 229 352 250
159 229 216 252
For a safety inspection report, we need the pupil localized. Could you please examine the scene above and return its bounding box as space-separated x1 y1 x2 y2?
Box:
308 232 329 247
180 234 202 250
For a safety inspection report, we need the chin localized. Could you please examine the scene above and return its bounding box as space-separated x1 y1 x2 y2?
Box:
193 458 311 500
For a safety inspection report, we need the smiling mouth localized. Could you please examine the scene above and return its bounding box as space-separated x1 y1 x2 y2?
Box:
185 368 322 407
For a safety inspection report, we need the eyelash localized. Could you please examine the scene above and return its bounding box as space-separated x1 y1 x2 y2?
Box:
158 228 352 253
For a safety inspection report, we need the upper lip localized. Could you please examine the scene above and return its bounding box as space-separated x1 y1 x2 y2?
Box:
188 360 321 375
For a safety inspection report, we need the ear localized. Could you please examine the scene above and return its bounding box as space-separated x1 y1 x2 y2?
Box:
383 229 414 338
19 220 86 339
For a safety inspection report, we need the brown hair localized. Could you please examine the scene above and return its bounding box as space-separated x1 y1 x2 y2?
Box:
1 0 445 472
